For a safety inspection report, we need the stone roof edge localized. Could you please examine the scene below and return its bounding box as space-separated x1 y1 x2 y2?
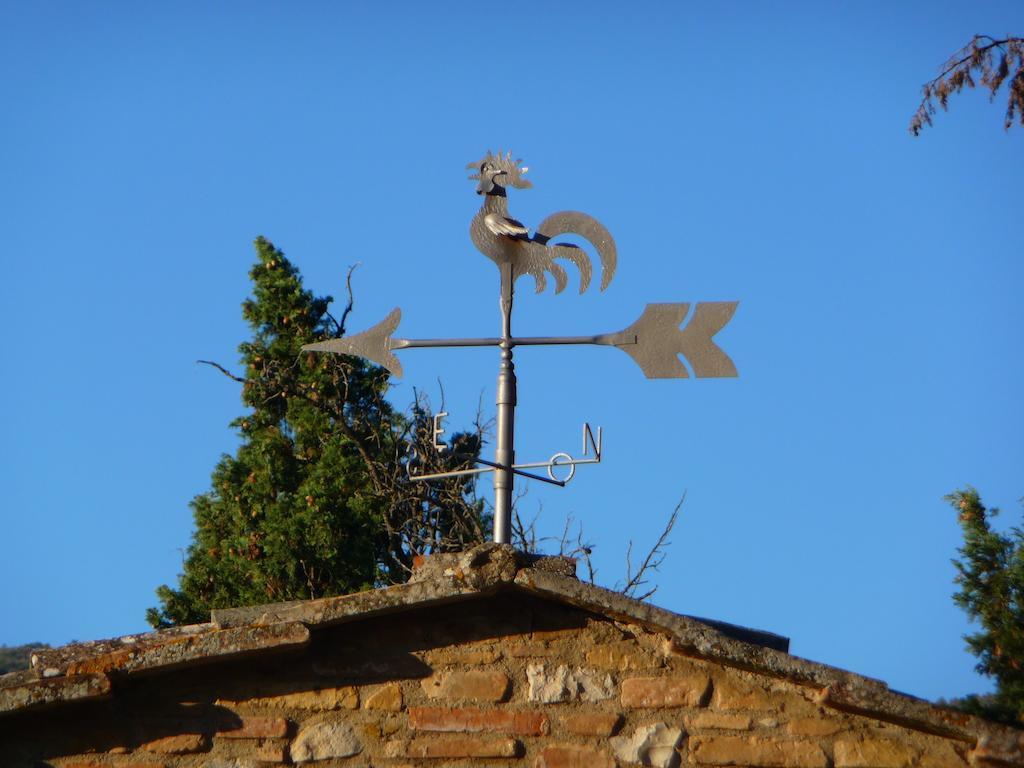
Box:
1 543 1020 759
0 546 519 718
0 672 111 716
0 623 309 718
511 567 1024 757
209 545 782 652
210 575 490 629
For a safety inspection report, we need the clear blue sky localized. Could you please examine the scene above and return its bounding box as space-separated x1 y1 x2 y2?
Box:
1 2 1021 704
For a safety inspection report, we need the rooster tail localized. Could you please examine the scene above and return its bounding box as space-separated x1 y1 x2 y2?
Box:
535 211 618 291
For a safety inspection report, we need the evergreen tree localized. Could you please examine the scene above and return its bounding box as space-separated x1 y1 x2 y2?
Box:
945 487 1024 726
148 237 486 628
0 643 49 675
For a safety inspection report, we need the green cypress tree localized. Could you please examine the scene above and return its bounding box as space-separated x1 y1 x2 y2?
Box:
945 487 1024 726
148 237 485 627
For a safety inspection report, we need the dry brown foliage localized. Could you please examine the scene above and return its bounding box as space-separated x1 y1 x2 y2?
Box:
910 35 1024 135
513 495 682 601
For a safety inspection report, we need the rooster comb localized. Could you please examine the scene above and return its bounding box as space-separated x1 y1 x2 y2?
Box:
466 149 532 189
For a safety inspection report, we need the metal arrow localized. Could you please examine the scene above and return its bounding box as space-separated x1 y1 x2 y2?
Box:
302 301 738 380
304 151 739 546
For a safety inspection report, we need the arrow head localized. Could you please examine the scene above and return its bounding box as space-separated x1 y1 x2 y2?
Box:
614 302 738 379
302 308 404 377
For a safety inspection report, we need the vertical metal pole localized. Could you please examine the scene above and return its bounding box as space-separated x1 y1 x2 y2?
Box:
493 262 515 544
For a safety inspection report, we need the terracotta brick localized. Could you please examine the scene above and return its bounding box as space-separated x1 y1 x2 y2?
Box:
785 716 843 736
505 638 557 659
920 740 968 768
692 736 827 767
382 714 403 736
834 737 919 768
447 646 503 664
562 711 623 736
386 736 521 758
141 732 209 753
252 741 289 761
216 714 289 738
531 627 580 642
422 640 502 666
587 640 660 671
507 641 559 657
409 705 549 735
711 674 780 710
421 669 510 702
688 711 753 731
218 685 358 710
621 674 711 708
537 744 616 768
364 682 404 711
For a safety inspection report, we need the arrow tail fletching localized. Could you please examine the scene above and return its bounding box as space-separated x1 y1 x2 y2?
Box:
302 307 404 377
681 302 738 377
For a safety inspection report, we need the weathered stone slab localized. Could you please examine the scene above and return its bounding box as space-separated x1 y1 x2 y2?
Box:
291 720 363 762
821 683 977 742
364 682 403 711
611 722 684 768
0 672 111 714
527 663 615 703
212 579 484 629
62 622 309 677
0 669 38 688
30 623 216 677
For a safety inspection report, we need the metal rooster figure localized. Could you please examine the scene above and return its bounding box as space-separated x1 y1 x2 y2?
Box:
304 151 738 544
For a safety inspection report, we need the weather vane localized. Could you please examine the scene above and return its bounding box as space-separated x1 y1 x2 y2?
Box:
305 151 738 544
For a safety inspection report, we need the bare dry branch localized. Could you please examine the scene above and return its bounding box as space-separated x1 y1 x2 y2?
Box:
323 263 360 338
338 262 360 337
512 508 539 553
196 359 245 383
617 494 684 600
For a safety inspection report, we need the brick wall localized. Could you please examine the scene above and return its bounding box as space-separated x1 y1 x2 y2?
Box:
0 593 993 766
